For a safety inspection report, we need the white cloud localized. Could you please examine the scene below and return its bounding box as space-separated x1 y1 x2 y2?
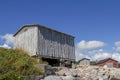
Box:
0 44 11 49
88 49 104 56
1 34 14 45
91 50 112 61
115 41 120 51
76 40 106 51
0 34 14 48
76 47 120 62
75 40 106 61
75 48 91 61
75 52 85 61
112 53 120 62
92 50 120 62
115 41 120 46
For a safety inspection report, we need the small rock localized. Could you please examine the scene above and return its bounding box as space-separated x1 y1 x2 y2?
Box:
44 65 56 76
61 75 76 80
44 75 62 80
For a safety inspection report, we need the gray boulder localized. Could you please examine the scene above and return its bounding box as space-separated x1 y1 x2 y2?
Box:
44 75 62 80
44 65 56 76
61 75 76 80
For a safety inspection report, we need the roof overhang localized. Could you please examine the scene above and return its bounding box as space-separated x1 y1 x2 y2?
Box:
13 24 75 38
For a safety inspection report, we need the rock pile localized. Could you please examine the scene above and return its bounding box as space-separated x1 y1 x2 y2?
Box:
43 65 120 80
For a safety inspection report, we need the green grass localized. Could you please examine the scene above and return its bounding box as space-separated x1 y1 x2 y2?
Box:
0 47 45 80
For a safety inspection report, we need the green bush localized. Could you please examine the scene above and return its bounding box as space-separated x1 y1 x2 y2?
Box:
0 48 44 79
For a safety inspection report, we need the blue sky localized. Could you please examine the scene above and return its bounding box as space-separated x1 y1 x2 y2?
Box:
0 0 120 61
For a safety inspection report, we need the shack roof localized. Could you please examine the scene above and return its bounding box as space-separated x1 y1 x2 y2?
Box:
79 58 90 62
13 24 75 38
97 58 118 64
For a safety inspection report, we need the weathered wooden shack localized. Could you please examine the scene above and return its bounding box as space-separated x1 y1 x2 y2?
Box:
14 24 75 66
78 58 90 66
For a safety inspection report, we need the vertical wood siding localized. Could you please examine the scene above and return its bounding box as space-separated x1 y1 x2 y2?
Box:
79 59 90 66
14 27 38 56
38 27 75 60
14 25 75 61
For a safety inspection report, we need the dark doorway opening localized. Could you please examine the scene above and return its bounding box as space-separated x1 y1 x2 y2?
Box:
42 57 60 66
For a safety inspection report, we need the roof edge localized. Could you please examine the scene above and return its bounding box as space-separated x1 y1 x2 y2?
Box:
13 24 75 38
79 58 90 62
97 58 118 64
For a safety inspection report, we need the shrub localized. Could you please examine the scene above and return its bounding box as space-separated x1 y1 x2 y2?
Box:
0 48 45 79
